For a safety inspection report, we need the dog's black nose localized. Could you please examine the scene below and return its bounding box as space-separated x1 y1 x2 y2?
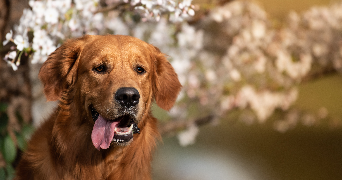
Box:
115 87 140 108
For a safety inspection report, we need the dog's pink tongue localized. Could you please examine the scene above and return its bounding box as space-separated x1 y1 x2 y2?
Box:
91 115 118 150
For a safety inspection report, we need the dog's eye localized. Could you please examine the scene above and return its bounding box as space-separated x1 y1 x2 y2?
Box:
136 66 146 74
93 64 107 73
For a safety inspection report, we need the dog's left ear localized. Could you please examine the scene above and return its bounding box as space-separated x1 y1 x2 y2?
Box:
151 46 182 111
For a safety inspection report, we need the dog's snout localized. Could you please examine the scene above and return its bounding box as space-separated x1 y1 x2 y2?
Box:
115 87 140 108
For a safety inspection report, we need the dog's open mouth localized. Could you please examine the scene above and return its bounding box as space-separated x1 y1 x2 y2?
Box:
90 105 140 150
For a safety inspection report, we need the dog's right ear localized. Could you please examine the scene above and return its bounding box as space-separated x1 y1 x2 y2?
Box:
39 35 93 101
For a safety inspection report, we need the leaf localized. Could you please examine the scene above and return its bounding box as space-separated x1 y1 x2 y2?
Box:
0 103 7 112
21 125 35 140
0 168 5 180
5 164 15 180
0 113 8 133
3 135 16 164
16 133 27 151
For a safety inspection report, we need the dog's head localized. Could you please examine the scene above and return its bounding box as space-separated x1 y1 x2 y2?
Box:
39 35 181 150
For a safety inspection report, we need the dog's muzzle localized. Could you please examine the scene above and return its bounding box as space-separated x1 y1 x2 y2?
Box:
90 87 141 150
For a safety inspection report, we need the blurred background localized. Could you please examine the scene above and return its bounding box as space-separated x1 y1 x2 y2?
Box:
151 1 342 179
0 0 342 179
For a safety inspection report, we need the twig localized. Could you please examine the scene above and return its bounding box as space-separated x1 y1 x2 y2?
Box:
94 3 121 14
94 2 129 14
158 115 215 136
302 66 338 83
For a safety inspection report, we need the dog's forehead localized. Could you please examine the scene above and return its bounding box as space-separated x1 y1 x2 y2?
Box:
87 36 149 56
79 35 152 68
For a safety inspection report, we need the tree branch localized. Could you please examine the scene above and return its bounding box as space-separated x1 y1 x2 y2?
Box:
302 66 339 83
94 2 125 14
95 2 144 14
158 115 215 136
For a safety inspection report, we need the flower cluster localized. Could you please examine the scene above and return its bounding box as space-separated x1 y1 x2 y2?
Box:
2 0 194 71
171 1 342 135
106 0 195 22
3 0 75 68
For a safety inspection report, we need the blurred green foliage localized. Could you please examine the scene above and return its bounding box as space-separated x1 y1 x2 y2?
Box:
0 102 34 180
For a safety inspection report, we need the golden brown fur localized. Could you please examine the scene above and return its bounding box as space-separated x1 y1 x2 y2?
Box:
14 35 181 180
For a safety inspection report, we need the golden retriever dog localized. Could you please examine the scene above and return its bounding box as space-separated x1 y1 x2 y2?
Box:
14 35 181 180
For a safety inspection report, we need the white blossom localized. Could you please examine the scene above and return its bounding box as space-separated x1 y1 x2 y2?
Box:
251 20 266 39
177 23 203 50
180 0 192 7
93 13 105 30
211 8 231 23
188 73 200 88
2 30 13 45
4 51 18 71
205 70 216 81
4 51 17 60
14 35 29 51
33 29 48 49
68 16 81 31
107 17 129 35
254 55 266 73
53 0 71 14
7 61 18 71
44 7 59 24
29 1 45 18
41 38 56 56
229 69 241 81
177 124 199 146
220 96 235 111
141 0 155 9
149 19 174 48
31 50 44 64
171 59 190 80
130 0 140 6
